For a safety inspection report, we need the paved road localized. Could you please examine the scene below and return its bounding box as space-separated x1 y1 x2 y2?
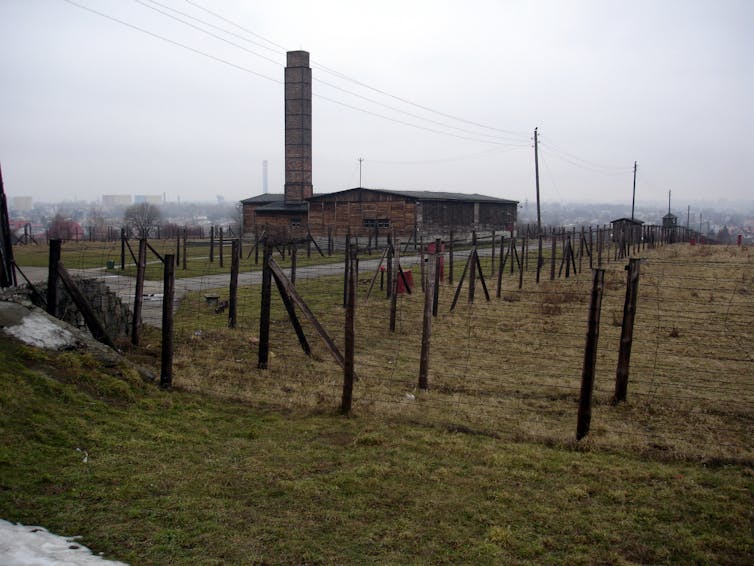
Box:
14 254 416 328
14 245 511 328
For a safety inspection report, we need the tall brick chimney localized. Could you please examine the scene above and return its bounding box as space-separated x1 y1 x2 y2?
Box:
284 51 312 204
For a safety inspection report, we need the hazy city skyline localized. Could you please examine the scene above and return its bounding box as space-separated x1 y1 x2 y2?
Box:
1 0 752 212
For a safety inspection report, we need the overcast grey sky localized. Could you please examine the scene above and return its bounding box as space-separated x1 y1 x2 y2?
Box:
1 0 752 212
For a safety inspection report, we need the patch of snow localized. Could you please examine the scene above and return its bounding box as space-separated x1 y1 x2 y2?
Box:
0 519 128 565
2 312 79 350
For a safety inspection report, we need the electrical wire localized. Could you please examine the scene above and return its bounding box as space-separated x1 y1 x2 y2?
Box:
61 0 282 84
142 0 284 55
180 0 531 140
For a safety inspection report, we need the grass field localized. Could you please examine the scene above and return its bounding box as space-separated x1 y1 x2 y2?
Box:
12 238 352 280
0 338 751 564
2 242 752 563
168 243 753 464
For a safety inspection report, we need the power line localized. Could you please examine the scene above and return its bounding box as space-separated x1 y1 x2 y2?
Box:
61 0 531 147
366 146 524 166
140 0 284 56
183 0 530 140
314 93 529 146
141 0 526 143
61 0 282 84
182 0 287 52
315 77 526 143
539 140 633 172
541 144 634 176
313 61 530 140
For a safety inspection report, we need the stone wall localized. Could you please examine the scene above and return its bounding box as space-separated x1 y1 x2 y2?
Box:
31 278 132 340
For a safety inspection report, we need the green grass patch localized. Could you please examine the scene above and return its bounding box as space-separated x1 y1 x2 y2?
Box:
1 335 752 564
13 239 351 280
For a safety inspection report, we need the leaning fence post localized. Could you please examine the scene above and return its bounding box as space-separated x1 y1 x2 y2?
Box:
576 268 606 440
613 258 641 403
46 239 61 316
131 238 147 346
341 248 357 414
228 240 240 328
160 254 175 388
258 240 272 369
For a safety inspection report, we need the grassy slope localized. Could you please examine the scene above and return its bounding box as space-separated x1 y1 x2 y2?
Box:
0 338 752 565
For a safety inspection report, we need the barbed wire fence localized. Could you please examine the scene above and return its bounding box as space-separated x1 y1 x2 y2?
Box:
16 229 753 464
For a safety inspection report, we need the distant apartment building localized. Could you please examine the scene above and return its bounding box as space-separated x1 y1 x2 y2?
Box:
101 194 132 208
134 194 163 205
10 196 33 212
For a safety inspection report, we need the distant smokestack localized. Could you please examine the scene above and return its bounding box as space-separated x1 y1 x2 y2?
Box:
284 51 312 203
263 160 268 194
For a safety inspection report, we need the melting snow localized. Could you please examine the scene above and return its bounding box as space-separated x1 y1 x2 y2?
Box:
2 311 79 350
0 519 128 565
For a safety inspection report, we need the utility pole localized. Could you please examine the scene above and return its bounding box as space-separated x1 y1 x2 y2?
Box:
631 161 637 221
667 189 671 215
534 128 541 234
358 157 364 187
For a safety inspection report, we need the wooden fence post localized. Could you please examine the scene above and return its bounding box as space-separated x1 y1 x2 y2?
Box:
228 240 239 328
160 254 175 388
386 232 394 299
518 237 525 289
576 268 606 440
490 230 496 277
56 263 115 348
0 164 17 288
291 241 298 285
468 231 477 304
120 228 126 270
389 238 399 332
341 248 357 414
258 240 272 369
209 225 215 263
613 258 641 403
419 235 425 292
419 245 436 390
131 238 147 346
176 231 181 266
549 234 556 280
254 227 260 265
46 239 61 315
182 227 188 270
448 230 454 285
343 234 351 307
496 235 506 298
219 227 224 268
432 238 441 317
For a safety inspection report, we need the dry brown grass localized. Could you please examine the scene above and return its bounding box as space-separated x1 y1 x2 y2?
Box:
166 243 753 464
